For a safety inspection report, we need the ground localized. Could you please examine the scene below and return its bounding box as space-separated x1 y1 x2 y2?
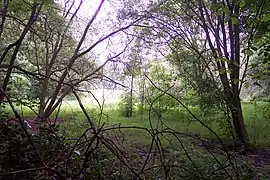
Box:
2 101 270 178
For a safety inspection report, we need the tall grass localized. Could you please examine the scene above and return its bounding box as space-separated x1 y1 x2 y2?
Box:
3 100 270 147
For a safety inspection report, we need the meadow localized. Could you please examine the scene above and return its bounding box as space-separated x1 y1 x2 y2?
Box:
2 100 270 179
5 100 270 148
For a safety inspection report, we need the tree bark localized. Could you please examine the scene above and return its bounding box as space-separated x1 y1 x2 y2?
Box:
126 75 133 117
196 0 249 143
130 75 134 117
230 93 249 143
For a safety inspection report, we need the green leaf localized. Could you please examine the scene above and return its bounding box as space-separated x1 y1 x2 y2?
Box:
216 6 229 16
42 0 54 5
243 82 250 89
218 68 231 75
232 78 239 85
231 17 239 25
221 6 230 13
262 14 270 22
247 49 254 57
225 16 230 23
240 1 246 8
216 57 228 62
216 9 223 16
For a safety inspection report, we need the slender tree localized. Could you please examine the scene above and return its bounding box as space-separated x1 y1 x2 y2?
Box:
129 0 267 143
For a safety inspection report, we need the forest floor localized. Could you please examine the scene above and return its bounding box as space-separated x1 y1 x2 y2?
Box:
249 148 270 178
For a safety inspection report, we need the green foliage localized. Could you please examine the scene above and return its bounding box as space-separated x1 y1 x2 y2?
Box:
0 119 114 179
1 101 270 179
168 49 229 136
6 74 39 107
249 49 270 101
247 0 270 101
117 91 137 117
145 62 176 117
0 104 9 121
0 122 61 179
0 122 33 178
243 102 270 147
59 107 100 138
1 0 270 177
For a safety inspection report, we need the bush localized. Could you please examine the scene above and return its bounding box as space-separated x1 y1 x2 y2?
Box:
117 92 138 117
0 121 39 179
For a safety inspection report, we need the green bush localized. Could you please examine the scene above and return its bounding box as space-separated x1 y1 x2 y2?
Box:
117 92 138 117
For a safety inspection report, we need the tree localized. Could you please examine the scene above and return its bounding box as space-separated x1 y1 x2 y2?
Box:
128 0 267 143
117 42 143 117
168 49 223 112
0 0 44 103
145 61 176 118
247 1 270 101
0 0 146 121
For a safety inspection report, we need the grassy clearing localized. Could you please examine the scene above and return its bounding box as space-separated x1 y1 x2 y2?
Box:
242 101 270 147
2 101 267 179
3 101 270 147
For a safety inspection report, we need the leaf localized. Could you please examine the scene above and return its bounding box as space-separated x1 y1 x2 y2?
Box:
216 57 228 62
231 17 239 25
43 0 54 5
240 1 246 8
262 14 270 22
232 78 239 85
243 82 250 89
247 49 254 57
216 6 229 16
224 16 230 23
219 68 231 75
216 9 223 16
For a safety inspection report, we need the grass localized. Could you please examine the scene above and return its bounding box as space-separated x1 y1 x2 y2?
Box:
2 100 270 147
242 101 270 147
2 100 267 179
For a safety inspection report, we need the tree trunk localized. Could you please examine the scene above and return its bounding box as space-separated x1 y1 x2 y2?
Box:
196 0 249 143
130 75 133 116
37 76 50 118
41 86 72 119
38 98 46 118
230 94 249 144
126 75 134 117
140 75 145 120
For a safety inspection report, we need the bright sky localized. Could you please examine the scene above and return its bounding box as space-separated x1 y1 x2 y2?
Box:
55 0 122 62
53 0 124 103
74 0 116 54
75 0 110 17
54 0 172 103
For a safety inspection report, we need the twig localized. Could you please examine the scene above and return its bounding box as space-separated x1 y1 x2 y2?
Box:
73 90 96 132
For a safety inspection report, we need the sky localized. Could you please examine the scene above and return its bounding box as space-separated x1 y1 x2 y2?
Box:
75 0 110 17
55 0 122 60
74 0 116 55
55 0 129 103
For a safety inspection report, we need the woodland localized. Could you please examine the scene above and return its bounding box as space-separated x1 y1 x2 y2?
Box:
0 0 270 179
